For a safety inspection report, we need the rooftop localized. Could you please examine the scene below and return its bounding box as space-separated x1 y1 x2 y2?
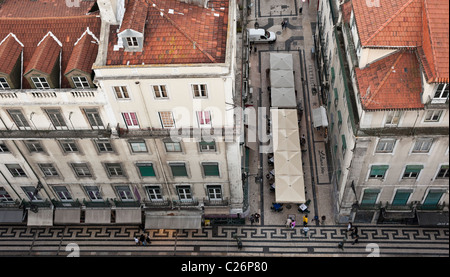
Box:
106 0 229 66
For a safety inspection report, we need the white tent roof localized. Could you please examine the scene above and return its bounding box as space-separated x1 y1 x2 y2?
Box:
271 88 297 108
270 70 295 88
269 53 296 108
270 108 306 204
270 53 293 70
312 106 328 128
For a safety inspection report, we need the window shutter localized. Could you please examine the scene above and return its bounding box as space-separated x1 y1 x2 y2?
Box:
138 164 156 177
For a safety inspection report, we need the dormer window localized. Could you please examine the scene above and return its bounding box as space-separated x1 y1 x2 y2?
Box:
126 37 139 47
0 77 10 89
72 76 90 89
432 83 449 103
31 77 50 89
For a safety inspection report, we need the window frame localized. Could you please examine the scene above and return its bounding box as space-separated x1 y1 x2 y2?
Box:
424 110 443 122
129 140 148 153
192 84 208 98
53 186 73 202
83 108 105 129
122 112 140 128
113 86 130 99
197 111 212 128
31 77 50 89
152 85 168 99
44 108 68 129
59 140 79 153
436 165 449 179
71 163 92 177
7 109 31 130
368 165 388 180
72 76 90 89
0 77 10 89
375 138 396 153
169 162 188 177
115 185 134 201
104 163 126 177
38 163 59 177
402 165 423 179
6 164 27 177
384 110 402 127
126 37 139 47
159 111 175 128
84 186 102 201
412 138 433 153
146 186 163 202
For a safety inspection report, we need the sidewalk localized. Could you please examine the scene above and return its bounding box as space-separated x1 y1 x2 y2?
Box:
246 0 335 227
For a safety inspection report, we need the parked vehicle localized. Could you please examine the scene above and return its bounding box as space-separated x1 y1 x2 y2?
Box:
248 28 276 43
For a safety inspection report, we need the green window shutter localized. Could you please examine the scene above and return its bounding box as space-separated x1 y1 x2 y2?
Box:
203 163 219 176
370 165 389 176
341 135 347 151
138 164 155 177
331 67 335 84
423 190 444 206
392 190 412 206
170 164 188 177
361 189 380 205
405 165 424 173
337 110 342 128
334 88 339 107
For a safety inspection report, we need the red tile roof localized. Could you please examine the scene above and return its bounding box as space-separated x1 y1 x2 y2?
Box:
0 34 23 74
119 0 148 34
355 51 424 110
106 0 229 65
25 33 61 75
65 29 99 75
0 0 95 18
0 0 101 88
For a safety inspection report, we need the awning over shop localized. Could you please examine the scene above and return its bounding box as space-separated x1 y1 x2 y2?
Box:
85 208 111 224
27 208 53 226
145 211 202 229
270 53 296 108
0 209 24 223
115 208 142 224
54 208 81 224
312 106 328 128
417 211 449 226
271 108 306 204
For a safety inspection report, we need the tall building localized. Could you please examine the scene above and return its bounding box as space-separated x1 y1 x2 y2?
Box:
0 0 244 228
316 0 449 225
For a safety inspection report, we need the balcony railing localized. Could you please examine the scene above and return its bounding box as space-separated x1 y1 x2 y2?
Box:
0 126 111 139
203 197 229 206
0 88 104 104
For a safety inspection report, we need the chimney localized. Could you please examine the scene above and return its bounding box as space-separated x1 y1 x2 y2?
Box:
178 0 209 8
97 0 125 25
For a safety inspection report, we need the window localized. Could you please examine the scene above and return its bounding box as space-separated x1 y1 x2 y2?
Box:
159 111 175 128
341 135 347 157
207 185 222 200
126 37 138 47
152 85 168 99
83 108 104 129
337 110 342 129
192 84 208 98
176 185 192 201
22 186 42 201
385 111 402 126
7 109 31 129
72 76 90 89
392 190 412 206
197 111 211 127
115 186 134 201
369 165 388 179
113 86 130 99
436 165 449 179
94 140 113 153
360 189 380 206
433 83 449 103
53 186 73 201
0 143 9 153
0 187 13 202
402 165 423 179
137 163 156 177
25 141 44 153
164 139 182 152
39 163 59 177
6 164 27 177
71 163 92 177
122 112 139 128
146 186 163 202
422 190 444 208
199 140 216 152
412 138 433 153
59 140 79 153
0 77 10 89
44 109 67 129
424 110 443 122
170 163 188 177
129 140 147 153
202 162 220 177
376 139 396 153
31 77 50 89
84 186 102 201
105 163 125 177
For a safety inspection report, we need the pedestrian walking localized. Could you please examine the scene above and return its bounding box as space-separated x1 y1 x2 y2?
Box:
302 226 310 238
255 213 261 223
338 237 346 251
249 214 255 225
286 217 292 228
303 214 308 226
290 220 296 229
145 234 151 245
350 225 358 238
139 234 146 246
281 20 285 29
347 222 353 234
299 6 303 14
352 235 359 245
134 237 140 245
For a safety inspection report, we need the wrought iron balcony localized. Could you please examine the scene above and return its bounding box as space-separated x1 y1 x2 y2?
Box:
203 197 229 206
0 126 111 139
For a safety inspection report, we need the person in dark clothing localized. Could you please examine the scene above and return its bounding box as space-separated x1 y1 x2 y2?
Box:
139 234 146 246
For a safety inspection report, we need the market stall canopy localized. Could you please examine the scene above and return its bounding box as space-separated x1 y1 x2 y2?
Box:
270 53 296 108
312 106 328 128
145 210 202 229
271 87 297 108
270 53 293 70
270 70 295 88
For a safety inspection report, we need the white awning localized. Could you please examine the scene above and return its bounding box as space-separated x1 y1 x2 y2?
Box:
269 53 296 108
145 211 202 229
54 208 81 224
312 106 328 127
271 88 297 108
0 209 24 223
27 208 53 226
115 208 142 224
85 208 111 224
270 108 306 204
270 53 293 70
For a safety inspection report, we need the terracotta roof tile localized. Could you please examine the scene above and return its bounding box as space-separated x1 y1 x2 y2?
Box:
119 0 148 33
355 51 423 110
65 29 99 75
25 33 61 75
0 34 23 74
0 0 97 18
107 0 229 65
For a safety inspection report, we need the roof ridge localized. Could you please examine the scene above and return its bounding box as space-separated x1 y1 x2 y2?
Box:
422 0 439 82
147 0 217 63
363 0 418 45
365 51 405 106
